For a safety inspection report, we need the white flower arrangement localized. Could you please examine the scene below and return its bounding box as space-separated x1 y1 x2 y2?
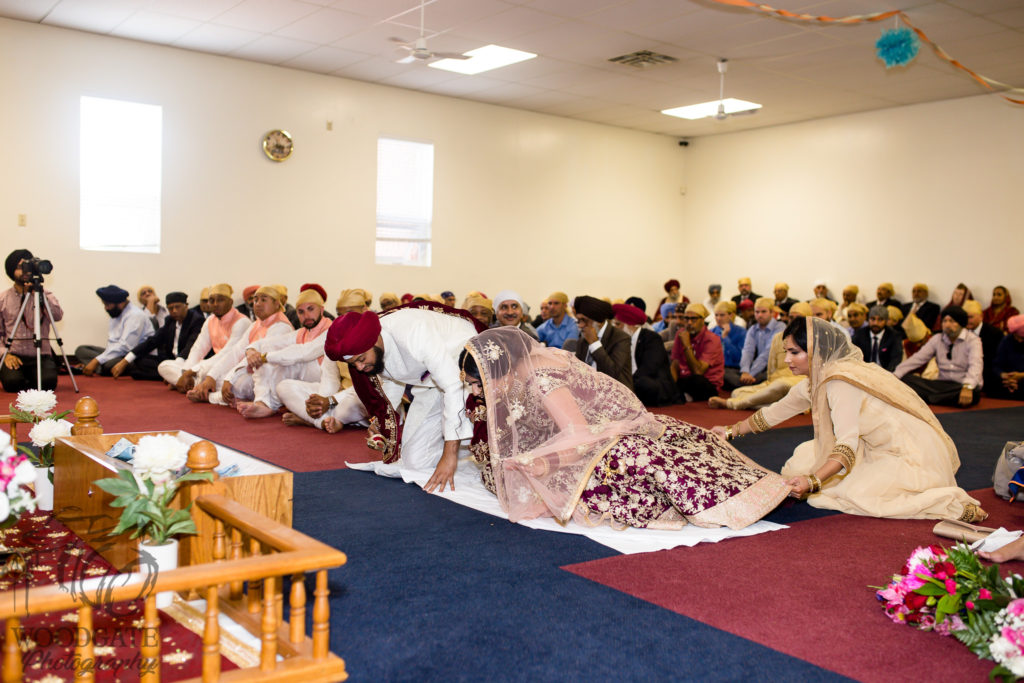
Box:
14 389 57 419
28 418 73 450
989 600 1024 677
131 434 189 486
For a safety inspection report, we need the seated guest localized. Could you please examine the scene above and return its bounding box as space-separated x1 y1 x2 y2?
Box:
835 285 861 327
158 283 250 391
773 282 798 313
991 315 1024 400
894 306 982 407
137 285 167 330
336 288 371 316
737 298 755 328
886 304 907 342
711 301 746 390
671 303 724 402
235 288 334 418
843 302 868 336
984 286 1019 333
867 282 901 310
279 362 367 432
379 292 400 311
853 306 902 372
810 298 844 333
0 249 63 392
235 285 258 320
901 283 941 331
492 290 539 341
573 295 632 389
731 277 760 307
440 290 456 308
811 280 835 303
735 297 784 387
711 302 810 410
536 291 578 349
612 303 676 406
75 285 154 377
111 292 203 381
191 286 212 319
531 299 549 329
624 296 649 324
464 294 494 329
300 283 333 319
276 284 300 329
652 302 676 333
945 282 973 310
703 284 722 321
655 279 683 322
194 285 294 404
900 305 932 358
657 303 683 353
963 299 1003 393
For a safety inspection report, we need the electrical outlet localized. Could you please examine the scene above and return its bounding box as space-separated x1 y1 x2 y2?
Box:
17 214 26 227
326 120 333 131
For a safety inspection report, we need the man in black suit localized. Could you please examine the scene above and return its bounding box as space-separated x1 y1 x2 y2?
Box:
853 306 902 372
964 299 1005 393
110 291 204 381
573 295 633 390
901 283 941 331
612 303 676 406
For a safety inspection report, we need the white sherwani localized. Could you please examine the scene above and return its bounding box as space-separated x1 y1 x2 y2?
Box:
157 315 251 385
208 320 294 403
278 361 368 428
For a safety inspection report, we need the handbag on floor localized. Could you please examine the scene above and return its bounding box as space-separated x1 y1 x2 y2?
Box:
993 440 1024 502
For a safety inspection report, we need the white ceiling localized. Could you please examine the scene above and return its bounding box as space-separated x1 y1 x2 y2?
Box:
3 0 1022 137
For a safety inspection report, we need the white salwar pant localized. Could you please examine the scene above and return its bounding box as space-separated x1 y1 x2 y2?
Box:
277 382 368 429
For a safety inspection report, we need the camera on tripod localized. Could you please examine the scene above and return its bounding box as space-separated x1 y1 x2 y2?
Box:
20 257 53 278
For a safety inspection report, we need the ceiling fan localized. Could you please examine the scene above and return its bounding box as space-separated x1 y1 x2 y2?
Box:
712 59 759 120
388 1 469 64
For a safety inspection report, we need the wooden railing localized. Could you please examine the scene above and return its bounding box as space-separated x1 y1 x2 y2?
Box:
0 492 348 682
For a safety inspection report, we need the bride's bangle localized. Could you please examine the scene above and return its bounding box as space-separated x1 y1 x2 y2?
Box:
731 422 744 439
806 473 821 493
725 425 733 440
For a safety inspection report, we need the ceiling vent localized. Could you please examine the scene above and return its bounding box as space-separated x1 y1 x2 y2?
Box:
608 50 678 69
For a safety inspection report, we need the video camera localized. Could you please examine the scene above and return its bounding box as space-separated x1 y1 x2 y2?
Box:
20 257 53 278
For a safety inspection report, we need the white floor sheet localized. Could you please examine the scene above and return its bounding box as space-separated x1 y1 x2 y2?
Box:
346 458 787 555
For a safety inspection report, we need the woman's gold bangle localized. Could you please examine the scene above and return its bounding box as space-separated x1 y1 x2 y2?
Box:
725 426 733 440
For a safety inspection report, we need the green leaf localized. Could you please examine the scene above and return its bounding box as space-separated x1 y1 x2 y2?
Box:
915 582 946 596
177 471 214 484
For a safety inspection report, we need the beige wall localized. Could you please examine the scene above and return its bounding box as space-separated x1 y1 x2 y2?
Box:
1 17 1020 352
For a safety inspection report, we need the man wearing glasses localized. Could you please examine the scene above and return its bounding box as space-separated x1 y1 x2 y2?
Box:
671 303 724 402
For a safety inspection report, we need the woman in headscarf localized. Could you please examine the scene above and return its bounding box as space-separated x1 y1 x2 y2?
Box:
937 283 974 331
984 285 1019 333
460 327 789 530
711 317 984 521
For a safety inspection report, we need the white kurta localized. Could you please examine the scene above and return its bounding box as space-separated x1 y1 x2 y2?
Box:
765 378 978 519
157 315 251 384
278 362 368 428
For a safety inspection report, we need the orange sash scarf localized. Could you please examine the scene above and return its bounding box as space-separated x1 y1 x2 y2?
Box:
208 309 245 352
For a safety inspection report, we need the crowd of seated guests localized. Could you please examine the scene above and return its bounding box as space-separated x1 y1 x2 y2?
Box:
6 249 1021 429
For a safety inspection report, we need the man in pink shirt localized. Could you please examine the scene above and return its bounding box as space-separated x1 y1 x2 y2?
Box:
671 303 725 402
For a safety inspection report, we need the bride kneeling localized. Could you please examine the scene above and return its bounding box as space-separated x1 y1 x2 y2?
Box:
460 327 789 530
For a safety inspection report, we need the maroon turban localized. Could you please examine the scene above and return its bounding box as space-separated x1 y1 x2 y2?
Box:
300 282 328 302
738 299 754 310
324 311 382 361
664 279 680 293
612 303 646 326
401 293 414 304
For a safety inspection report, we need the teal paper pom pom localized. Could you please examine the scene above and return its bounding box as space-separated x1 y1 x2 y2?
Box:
876 27 919 68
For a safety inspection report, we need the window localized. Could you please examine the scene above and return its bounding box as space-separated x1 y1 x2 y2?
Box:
80 96 162 253
375 137 433 267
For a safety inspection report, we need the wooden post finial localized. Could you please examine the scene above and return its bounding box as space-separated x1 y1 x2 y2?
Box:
186 441 220 475
70 396 102 435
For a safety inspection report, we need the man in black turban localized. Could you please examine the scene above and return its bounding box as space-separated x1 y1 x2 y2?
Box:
0 249 64 391
572 295 633 390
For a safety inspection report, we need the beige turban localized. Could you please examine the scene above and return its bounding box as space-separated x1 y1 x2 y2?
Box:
843 285 860 295
903 313 929 342
878 282 895 296
773 282 789 292
963 300 983 316
812 298 838 313
200 286 211 300
379 292 399 307
465 295 493 312
886 305 904 323
685 303 709 319
272 284 288 301
738 277 752 286
209 283 233 298
296 288 325 308
913 283 929 293
547 291 569 305
754 297 774 309
846 302 868 315
789 302 813 318
714 301 737 315
255 285 283 305
337 288 372 309
137 285 155 301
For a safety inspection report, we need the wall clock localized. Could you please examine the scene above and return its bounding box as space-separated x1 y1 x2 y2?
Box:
262 129 293 162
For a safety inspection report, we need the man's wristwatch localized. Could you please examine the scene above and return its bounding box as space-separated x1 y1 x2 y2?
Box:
328 396 338 409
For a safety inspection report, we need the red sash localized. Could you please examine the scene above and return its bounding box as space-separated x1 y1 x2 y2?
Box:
349 301 488 464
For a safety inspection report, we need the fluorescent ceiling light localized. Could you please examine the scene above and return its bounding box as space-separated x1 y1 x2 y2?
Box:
661 98 762 120
429 44 536 75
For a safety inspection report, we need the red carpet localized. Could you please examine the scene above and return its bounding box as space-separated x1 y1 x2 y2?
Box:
564 487 1024 683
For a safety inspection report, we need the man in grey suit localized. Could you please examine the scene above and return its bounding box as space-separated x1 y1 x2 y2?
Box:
573 295 633 390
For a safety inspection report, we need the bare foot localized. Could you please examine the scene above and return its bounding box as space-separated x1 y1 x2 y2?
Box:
239 401 276 419
979 535 1024 563
708 397 729 409
281 412 311 427
322 417 343 434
